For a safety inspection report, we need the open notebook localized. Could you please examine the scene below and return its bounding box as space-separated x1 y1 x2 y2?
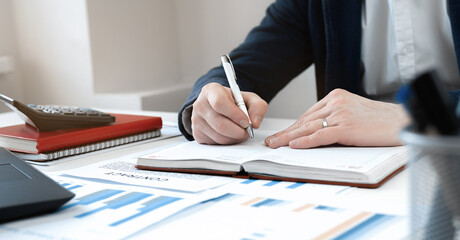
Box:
136 131 409 188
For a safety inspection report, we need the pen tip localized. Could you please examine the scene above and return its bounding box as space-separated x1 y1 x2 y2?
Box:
248 124 254 139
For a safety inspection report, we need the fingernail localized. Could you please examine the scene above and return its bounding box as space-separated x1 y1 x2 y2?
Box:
264 138 269 146
289 139 297 148
239 119 249 128
269 137 278 145
254 116 263 126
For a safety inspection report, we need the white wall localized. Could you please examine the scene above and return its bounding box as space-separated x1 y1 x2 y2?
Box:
11 0 149 110
0 0 24 113
6 0 317 118
12 0 95 106
87 0 181 93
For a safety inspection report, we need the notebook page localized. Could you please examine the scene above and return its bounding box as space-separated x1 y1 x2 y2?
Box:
252 145 406 173
139 131 276 165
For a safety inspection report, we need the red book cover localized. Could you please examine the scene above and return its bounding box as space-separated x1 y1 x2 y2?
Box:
0 113 162 154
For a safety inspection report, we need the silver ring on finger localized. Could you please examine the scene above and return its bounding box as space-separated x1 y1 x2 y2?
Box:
321 118 328 128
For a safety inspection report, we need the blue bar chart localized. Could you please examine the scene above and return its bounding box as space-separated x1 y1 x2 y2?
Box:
188 193 407 239
110 195 181 227
61 189 125 211
58 182 184 228
237 178 351 196
263 180 280 187
286 182 305 189
0 176 216 240
75 192 153 219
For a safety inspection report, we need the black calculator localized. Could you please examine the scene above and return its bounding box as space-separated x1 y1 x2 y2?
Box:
0 94 115 131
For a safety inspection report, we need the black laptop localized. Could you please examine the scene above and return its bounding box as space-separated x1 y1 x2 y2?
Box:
0 147 74 222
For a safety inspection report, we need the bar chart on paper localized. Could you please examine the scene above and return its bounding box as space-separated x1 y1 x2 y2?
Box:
147 193 408 239
221 194 408 239
220 178 353 202
239 179 350 192
0 177 214 240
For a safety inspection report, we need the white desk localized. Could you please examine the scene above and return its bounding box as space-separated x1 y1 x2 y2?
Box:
0 110 409 239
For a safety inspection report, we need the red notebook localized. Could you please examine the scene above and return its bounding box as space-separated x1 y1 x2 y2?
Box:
0 113 162 154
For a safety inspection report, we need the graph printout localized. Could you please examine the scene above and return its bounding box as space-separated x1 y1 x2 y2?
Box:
138 193 408 239
0 176 220 240
59 148 236 193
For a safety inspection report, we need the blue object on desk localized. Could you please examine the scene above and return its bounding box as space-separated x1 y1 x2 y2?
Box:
396 71 459 135
398 71 460 238
0 147 74 222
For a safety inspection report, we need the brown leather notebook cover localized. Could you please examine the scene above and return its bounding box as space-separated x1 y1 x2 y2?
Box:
135 165 406 189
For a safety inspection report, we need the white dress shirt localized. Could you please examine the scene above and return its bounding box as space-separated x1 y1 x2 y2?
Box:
362 0 460 100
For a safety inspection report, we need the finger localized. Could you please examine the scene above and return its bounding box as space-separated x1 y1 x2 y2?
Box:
288 127 339 149
266 105 330 143
265 112 325 146
298 88 351 120
193 114 244 145
194 100 248 143
297 107 330 125
205 110 248 139
191 109 216 144
203 126 245 145
299 90 338 118
207 87 250 128
192 128 215 144
265 123 299 147
302 97 328 117
265 119 324 148
303 88 349 116
244 92 268 128
191 112 216 144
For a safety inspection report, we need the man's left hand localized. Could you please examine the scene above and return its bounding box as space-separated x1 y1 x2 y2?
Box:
264 89 410 149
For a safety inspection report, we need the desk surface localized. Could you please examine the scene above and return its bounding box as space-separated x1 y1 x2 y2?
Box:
0 110 409 239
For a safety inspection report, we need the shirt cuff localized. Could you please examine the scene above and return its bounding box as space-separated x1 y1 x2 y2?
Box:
181 104 193 136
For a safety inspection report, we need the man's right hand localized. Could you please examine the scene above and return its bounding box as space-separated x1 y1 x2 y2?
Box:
191 82 268 144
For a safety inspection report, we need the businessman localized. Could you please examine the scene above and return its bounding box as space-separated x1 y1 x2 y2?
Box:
178 0 460 149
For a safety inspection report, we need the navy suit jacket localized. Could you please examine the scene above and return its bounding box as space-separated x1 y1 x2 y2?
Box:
178 0 460 141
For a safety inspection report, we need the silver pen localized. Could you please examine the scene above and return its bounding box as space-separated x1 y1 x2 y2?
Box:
221 55 254 139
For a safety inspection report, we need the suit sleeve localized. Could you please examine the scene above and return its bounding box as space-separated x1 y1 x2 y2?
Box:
178 0 313 140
